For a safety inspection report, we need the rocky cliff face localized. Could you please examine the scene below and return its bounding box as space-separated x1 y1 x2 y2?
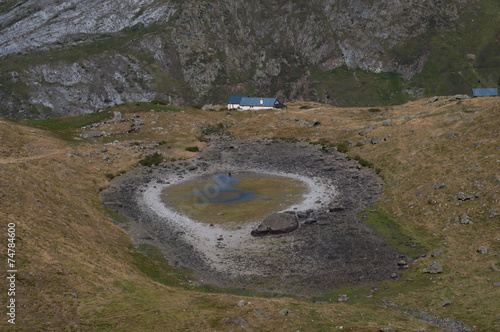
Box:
0 0 497 118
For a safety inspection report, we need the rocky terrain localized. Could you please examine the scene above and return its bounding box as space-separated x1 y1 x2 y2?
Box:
1 0 499 118
100 139 402 296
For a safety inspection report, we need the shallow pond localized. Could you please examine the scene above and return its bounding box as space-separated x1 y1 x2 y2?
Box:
161 172 309 227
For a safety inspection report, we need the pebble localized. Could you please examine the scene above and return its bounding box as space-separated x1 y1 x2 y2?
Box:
477 246 489 254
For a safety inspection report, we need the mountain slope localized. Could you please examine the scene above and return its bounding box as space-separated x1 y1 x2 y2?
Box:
0 0 499 119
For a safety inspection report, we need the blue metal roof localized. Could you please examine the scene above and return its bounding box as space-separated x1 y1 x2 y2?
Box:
227 95 248 104
473 88 498 97
239 97 277 107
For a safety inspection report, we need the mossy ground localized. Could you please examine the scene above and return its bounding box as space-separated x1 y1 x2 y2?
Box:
1 96 499 330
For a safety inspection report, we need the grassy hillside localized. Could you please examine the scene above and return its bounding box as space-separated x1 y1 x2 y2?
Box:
1 96 499 330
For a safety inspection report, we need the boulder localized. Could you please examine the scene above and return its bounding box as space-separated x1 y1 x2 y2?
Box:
202 104 216 111
431 248 445 257
338 294 349 302
450 94 470 101
82 131 105 138
310 119 321 127
251 212 299 236
423 261 443 274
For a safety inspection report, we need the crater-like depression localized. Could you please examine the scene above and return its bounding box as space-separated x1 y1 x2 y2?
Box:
101 139 406 296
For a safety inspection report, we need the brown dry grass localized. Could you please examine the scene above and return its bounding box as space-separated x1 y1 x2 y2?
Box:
0 97 499 331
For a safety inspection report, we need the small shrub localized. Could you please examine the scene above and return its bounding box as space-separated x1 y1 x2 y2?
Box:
201 123 225 136
105 173 115 180
368 108 382 113
335 141 349 153
300 105 312 109
185 146 199 152
192 105 203 109
139 153 163 167
152 99 168 106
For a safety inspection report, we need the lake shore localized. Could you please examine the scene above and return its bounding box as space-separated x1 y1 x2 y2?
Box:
100 138 403 296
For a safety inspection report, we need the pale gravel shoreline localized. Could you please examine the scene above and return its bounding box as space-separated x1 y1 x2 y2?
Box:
140 166 337 274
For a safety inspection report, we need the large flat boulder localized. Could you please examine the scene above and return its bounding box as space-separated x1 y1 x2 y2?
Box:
251 212 298 237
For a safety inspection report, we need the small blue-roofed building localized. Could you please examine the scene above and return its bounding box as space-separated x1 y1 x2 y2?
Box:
227 95 248 109
472 88 498 97
227 96 286 111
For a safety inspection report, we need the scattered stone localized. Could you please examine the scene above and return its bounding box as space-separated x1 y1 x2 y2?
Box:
101 147 108 153
202 104 216 111
491 264 500 272
445 132 456 139
431 248 445 257
251 212 299 236
428 96 439 103
63 292 78 298
450 94 470 101
477 246 488 254
296 212 308 219
460 213 473 225
382 120 393 127
457 192 473 201
311 119 321 127
380 328 395 332
434 183 446 190
442 301 451 308
338 294 349 302
328 204 344 212
492 282 500 287
423 261 443 274
371 137 385 145
82 131 105 139
237 300 245 307
490 209 499 218
279 308 290 316
303 218 317 225
359 126 371 136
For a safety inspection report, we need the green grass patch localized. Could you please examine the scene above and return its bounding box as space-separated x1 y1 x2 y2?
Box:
185 146 199 152
360 208 430 259
23 110 113 140
133 243 293 298
132 244 193 287
139 153 163 167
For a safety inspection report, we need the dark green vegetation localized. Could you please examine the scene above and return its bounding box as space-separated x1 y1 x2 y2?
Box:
23 110 113 140
184 146 199 152
139 152 164 166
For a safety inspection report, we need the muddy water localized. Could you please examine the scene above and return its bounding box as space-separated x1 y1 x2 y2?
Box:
161 172 308 228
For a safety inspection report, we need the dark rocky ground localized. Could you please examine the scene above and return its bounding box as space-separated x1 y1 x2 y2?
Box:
101 138 408 296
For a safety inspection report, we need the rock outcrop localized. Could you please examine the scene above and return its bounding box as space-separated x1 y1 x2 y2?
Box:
0 0 492 119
